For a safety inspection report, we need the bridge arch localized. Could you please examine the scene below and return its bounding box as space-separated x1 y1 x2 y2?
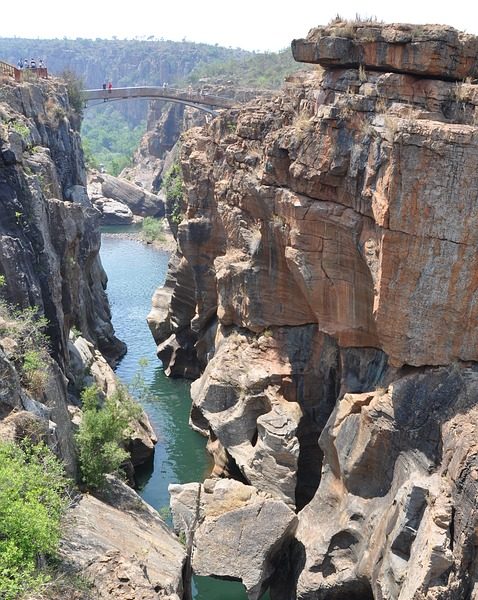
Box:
82 86 236 115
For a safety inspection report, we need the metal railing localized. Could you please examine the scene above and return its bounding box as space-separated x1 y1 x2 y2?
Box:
0 61 48 82
0 60 20 81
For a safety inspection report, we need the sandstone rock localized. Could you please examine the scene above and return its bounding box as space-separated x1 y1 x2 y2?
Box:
60 476 185 600
292 22 478 81
0 80 125 366
291 365 478 600
151 21 478 600
101 173 164 217
189 325 343 507
169 478 297 600
94 197 134 224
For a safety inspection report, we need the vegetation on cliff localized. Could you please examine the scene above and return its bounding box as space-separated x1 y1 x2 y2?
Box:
0 441 70 599
0 301 50 397
187 48 309 88
76 385 141 489
163 162 185 226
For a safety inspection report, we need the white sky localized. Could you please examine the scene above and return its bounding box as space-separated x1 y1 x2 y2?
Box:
1 0 477 52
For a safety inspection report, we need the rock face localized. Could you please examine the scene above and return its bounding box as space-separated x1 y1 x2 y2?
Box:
291 366 478 600
292 21 478 80
170 478 297 600
61 476 186 600
0 77 163 596
0 78 125 366
124 86 269 195
154 22 478 599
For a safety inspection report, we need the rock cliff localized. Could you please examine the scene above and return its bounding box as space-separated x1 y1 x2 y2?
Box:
155 21 478 600
0 75 182 598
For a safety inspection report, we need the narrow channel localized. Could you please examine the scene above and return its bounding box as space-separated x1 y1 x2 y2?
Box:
99 231 253 600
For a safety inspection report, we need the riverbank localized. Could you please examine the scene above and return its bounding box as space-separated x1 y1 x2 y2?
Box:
101 223 177 252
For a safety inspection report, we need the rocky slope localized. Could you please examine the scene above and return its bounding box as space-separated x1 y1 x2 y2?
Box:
154 21 478 600
122 85 271 195
0 75 183 598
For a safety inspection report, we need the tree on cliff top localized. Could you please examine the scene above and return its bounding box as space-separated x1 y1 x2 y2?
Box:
60 69 84 118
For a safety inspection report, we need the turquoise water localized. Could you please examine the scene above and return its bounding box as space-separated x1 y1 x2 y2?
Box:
100 234 262 600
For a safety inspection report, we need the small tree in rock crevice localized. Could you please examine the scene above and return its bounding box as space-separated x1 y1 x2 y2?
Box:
75 384 141 489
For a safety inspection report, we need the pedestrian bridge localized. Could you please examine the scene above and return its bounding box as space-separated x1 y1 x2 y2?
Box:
83 87 236 114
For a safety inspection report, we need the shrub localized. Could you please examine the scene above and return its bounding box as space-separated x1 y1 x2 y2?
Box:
76 385 141 489
141 217 165 243
163 162 184 225
59 69 84 117
22 348 49 396
0 303 50 395
0 441 69 599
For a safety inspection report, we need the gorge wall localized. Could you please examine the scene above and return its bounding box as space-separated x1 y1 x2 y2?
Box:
153 22 478 600
0 75 184 598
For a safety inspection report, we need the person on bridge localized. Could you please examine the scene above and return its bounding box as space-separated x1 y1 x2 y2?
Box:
30 58 36 69
108 82 112 93
38 59 44 68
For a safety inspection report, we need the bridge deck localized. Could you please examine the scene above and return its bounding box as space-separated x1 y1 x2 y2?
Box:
83 87 236 110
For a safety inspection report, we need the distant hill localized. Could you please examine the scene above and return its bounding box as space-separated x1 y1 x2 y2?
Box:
0 37 248 88
0 38 307 174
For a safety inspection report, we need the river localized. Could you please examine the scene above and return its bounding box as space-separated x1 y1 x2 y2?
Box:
99 233 263 600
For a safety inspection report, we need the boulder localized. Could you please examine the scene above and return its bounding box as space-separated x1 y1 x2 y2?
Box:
169 478 297 600
101 173 164 217
93 197 133 225
60 476 186 600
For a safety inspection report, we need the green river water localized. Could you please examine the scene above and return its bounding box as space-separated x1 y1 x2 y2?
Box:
100 233 269 600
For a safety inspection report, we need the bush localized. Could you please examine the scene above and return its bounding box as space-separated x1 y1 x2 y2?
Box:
0 441 69 600
22 349 49 396
162 162 184 225
141 217 165 243
60 69 84 117
75 385 141 489
0 303 50 396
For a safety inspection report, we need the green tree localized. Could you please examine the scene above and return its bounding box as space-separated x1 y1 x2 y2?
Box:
162 162 184 225
75 385 141 489
141 216 165 242
0 441 69 600
60 69 84 117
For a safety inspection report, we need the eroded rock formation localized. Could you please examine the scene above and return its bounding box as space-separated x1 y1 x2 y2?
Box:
170 478 297 600
153 21 478 600
61 476 185 600
88 170 164 221
0 76 167 597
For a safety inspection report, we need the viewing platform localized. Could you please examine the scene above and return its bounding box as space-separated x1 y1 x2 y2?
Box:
0 60 48 81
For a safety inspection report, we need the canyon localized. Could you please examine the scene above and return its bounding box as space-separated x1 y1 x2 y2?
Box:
2 18 478 600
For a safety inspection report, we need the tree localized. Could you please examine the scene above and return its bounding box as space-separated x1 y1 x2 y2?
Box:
75 385 141 489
